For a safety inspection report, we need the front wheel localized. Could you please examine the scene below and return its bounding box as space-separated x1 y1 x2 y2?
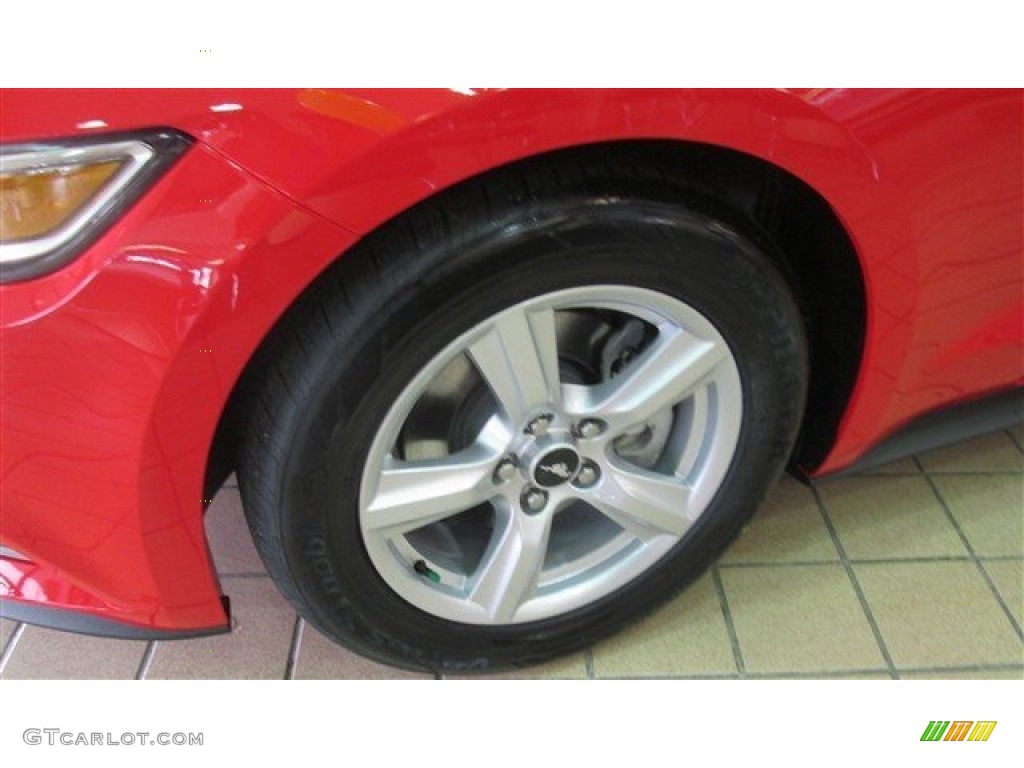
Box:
238 189 807 672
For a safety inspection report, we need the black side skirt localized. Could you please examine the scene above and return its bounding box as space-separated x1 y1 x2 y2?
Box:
805 386 1023 481
0 596 231 641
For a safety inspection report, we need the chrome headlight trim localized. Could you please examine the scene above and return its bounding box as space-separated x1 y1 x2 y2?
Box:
0 128 192 284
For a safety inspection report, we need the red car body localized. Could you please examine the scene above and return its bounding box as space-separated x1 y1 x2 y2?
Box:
1 88 1021 638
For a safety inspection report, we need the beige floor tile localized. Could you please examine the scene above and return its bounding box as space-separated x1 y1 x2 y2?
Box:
723 475 838 563
0 618 18 654
982 560 1023 627
145 578 295 679
453 652 588 680
756 671 892 679
205 487 265 574
721 564 886 674
931 475 1023 557
819 475 966 559
918 431 1024 474
293 621 431 679
816 672 894 679
592 573 736 677
900 667 1023 680
1 626 146 679
855 561 1023 669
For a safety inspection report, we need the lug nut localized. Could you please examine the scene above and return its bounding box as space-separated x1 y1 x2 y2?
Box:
493 457 518 483
521 487 549 513
573 461 601 489
575 419 606 439
525 414 554 437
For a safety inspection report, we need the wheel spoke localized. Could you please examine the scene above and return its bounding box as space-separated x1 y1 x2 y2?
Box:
467 306 561 424
468 509 552 622
674 387 710 478
589 462 696 540
363 444 501 536
563 328 725 432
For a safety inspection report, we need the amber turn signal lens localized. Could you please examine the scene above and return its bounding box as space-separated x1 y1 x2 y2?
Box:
1 131 190 283
0 161 123 243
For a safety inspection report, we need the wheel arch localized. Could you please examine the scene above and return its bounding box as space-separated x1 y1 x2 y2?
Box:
205 137 866 499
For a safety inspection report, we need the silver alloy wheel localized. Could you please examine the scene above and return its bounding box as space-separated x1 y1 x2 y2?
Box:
359 285 742 625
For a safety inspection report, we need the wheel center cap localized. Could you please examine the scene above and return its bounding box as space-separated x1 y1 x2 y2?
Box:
532 446 581 488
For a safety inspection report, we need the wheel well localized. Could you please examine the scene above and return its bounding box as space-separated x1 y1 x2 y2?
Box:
204 140 865 497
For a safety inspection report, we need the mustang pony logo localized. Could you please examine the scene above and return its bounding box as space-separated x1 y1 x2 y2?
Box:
542 462 572 479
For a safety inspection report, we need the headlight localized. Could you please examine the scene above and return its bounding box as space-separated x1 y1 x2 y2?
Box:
0 129 191 283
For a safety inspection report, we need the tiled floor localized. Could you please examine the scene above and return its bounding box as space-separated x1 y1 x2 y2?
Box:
2 430 1021 680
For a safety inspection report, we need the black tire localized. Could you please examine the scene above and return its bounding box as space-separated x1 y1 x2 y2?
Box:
237 162 807 673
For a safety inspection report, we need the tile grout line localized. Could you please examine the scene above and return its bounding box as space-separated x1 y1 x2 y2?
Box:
842 471 923 478
719 554 1024 568
1004 428 1024 455
893 662 1024 675
913 456 1024 641
0 622 26 676
598 662 1023 681
219 572 272 579
811 485 898 677
584 647 596 679
835 470 1023 478
135 641 157 680
711 565 746 677
283 616 303 680
605 674 743 681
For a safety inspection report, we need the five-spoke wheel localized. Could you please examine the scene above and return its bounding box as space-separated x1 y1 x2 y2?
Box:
360 286 742 625
238 180 806 671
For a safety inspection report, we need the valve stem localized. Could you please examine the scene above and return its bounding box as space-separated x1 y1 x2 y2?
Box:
414 559 441 583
